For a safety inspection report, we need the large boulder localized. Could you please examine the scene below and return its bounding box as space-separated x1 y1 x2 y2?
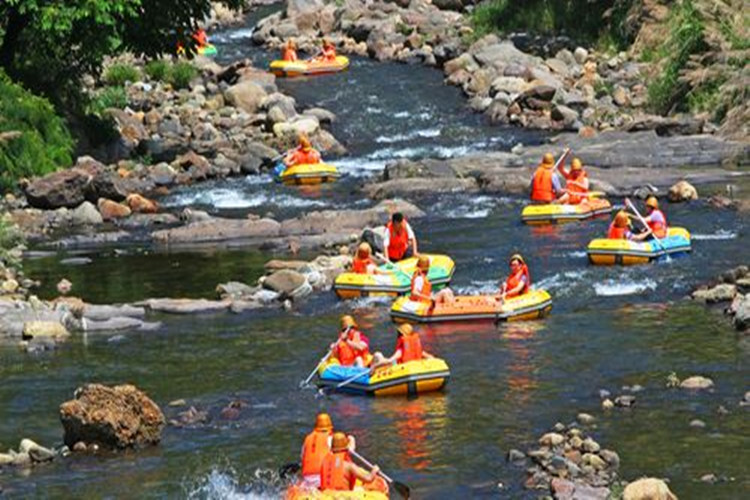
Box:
224 81 268 114
667 180 698 202
22 321 70 341
263 269 308 296
126 193 159 214
25 168 97 209
733 294 750 331
59 383 165 449
692 284 736 303
286 0 324 31
70 201 104 226
623 478 678 500
97 198 132 221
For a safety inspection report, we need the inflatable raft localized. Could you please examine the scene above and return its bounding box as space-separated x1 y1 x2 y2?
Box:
286 478 388 500
390 290 553 323
587 227 691 265
270 56 350 77
198 44 217 56
333 254 455 299
274 162 341 185
317 358 450 396
521 198 612 225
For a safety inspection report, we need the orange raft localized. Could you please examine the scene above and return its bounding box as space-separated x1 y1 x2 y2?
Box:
286 476 389 499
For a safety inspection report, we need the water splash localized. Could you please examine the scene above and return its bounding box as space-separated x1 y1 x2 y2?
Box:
163 189 328 209
184 467 284 500
692 230 737 240
593 279 657 296
433 195 497 219
374 128 442 144
534 270 588 296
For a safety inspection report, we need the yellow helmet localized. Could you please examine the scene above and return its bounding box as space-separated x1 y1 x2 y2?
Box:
645 196 659 209
417 255 430 270
397 323 413 336
357 242 371 257
614 210 629 228
299 134 312 150
315 413 333 431
509 253 525 265
331 432 349 452
571 158 583 170
340 315 357 329
542 153 555 165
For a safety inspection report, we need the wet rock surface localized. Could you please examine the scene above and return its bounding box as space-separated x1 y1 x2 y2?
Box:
691 265 749 332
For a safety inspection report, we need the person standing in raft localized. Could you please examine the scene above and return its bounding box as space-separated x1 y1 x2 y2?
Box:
630 196 668 241
556 157 590 205
320 432 380 492
329 315 371 368
410 255 454 306
607 211 633 240
301 413 357 488
282 39 298 61
530 153 565 204
496 254 531 302
350 242 384 275
369 323 434 372
383 212 418 263
283 134 321 168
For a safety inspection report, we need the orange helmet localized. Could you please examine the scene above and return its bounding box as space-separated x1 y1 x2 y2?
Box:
509 253 525 265
299 134 312 150
397 323 413 336
645 196 658 209
542 153 555 165
315 413 333 431
571 158 583 171
417 255 430 270
357 242 371 258
331 432 349 452
614 211 629 228
286 39 296 49
340 315 357 329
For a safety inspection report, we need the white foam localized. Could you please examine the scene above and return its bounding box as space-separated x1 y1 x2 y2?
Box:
534 270 587 296
692 231 737 240
374 128 442 144
435 195 495 219
332 158 386 177
227 28 255 40
164 189 327 209
185 468 274 500
455 279 497 295
566 251 588 258
593 279 657 296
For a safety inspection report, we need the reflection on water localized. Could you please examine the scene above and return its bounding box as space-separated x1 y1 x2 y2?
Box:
500 322 546 408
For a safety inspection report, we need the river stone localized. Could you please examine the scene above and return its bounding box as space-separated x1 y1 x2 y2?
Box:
582 437 601 453
574 47 589 64
692 284 736 303
126 194 159 214
507 448 526 463
539 432 565 447
689 419 706 428
60 383 165 449
140 298 231 314
680 375 714 390
668 180 698 202
216 281 256 300
581 453 606 470
22 321 69 341
602 398 615 410
734 295 750 331
224 81 267 114
70 201 104 226
576 413 596 425
263 269 307 295
97 198 132 221
623 478 677 500
2 278 19 294
304 107 336 124
614 395 636 407
600 449 620 468
25 168 96 209
82 317 151 331
490 76 526 96
19 439 56 463
552 104 579 127
83 304 145 320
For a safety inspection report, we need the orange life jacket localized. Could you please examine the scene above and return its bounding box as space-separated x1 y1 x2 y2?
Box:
504 264 530 298
607 223 627 240
352 256 374 274
336 329 370 366
566 171 588 204
647 209 668 238
288 147 321 166
322 47 337 61
193 30 208 48
320 451 355 491
386 220 410 260
410 269 432 303
531 165 555 202
301 430 331 476
400 334 423 363
282 47 298 62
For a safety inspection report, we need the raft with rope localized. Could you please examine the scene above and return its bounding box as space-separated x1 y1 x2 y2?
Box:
270 56 350 77
521 198 612 225
333 254 455 299
317 357 450 397
274 162 341 185
587 227 692 265
389 290 553 323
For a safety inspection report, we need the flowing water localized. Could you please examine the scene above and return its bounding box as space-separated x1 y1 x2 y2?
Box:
2 13 749 500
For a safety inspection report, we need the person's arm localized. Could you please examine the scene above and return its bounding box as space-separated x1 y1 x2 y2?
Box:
421 350 434 359
347 435 356 452
411 275 432 302
382 231 391 263
347 462 380 484
406 222 418 256
346 331 367 351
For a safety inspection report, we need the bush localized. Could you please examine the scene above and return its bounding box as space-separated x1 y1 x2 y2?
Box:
103 63 141 86
87 86 129 116
169 61 198 89
0 71 73 192
145 60 171 82
0 214 24 270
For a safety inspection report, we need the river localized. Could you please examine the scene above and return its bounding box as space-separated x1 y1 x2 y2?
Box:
2 9 749 500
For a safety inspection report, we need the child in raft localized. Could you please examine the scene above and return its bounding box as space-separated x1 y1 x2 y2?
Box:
556 157 590 205
410 255 454 306
282 39 298 62
283 134 321 168
496 254 531 303
300 413 357 488
607 211 634 240
630 196 668 241
369 323 434 373
350 242 385 275
329 315 371 368
311 39 337 62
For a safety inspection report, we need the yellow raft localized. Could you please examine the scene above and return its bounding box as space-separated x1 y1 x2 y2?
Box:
270 56 350 77
587 227 692 265
276 163 341 185
390 289 553 323
334 254 455 299
286 478 389 500
521 198 612 225
317 357 450 397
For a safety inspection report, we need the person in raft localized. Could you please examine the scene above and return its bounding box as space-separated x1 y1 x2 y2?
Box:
282 39 298 62
351 242 384 275
530 153 565 204
320 432 380 492
631 196 668 241
369 323 434 372
329 315 371 367
383 212 418 263
607 211 633 240
410 255 454 306
283 134 321 168
318 39 337 62
555 157 590 205
496 254 531 303
301 413 357 488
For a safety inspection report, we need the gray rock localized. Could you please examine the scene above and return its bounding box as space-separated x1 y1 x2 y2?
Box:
149 163 177 186
490 76 526 96
216 281 256 300
304 107 336 124
139 298 231 314
25 167 98 209
574 47 589 64
614 395 636 407
224 81 268 114
576 413 596 425
20 439 56 463
263 269 307 295
733 294 750 331
689 419 706 428
692 284 736 303
680 375 714 390
83 317 152 331
552 104 579 128
507 448 526 463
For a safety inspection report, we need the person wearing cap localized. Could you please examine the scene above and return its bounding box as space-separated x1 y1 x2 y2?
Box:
301 414 356 488
631 195 668 240
556 157 589 205
496 254 531 303
282 39 298 62
330 315 371 367
284 134 322 168
369 323 434 373
320 432 379 491
410 255 454 306
607 211 633 240
351 242 382 275
530 153 564 203
383 212 418 263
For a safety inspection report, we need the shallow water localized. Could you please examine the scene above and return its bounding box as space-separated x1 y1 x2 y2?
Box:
3 14 750 500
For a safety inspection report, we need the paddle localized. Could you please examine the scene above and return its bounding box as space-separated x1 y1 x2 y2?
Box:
625 198 668 256
334 367 370 390
553 147 572 172
300 349 334 389
350 449 411 499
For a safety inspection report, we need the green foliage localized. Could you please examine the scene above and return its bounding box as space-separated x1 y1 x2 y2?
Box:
169 61 197 89
0 70 73 192
145 59 171 82
647 0 706 114
103 63 141 86
0 214 24 270
87 86 129 116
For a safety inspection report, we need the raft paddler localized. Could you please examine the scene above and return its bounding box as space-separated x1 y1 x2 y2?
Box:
320 432 380 491
410 255 454 306
630 196 668 241
383 212 418 263
283 134 321 168
607 211 634 240
496 254 531 302
282 39 298 62
351 242 384 275
329 315 371 367
369 323 434 373
530 153 565 203
556 157 590 205
301 414 357 488
320 39 337 62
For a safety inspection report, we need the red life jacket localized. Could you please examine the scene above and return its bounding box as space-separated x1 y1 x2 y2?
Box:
504 264 530 298
336 329 370 366
288 147 321 166
607 223 627 240
320 451 355 491
647 209 668 238
282 47 298 62
531 165 555 202
399 334 423 363
351 256 374 274
386 220 410 260
301 430 331 476
566 171 588 204
410 269 432 303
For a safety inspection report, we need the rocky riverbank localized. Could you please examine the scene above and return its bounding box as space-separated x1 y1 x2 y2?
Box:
691 265 750 332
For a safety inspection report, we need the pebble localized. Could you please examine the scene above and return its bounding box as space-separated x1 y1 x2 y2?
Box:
689 419 706 429
679 375 714 390
700 473 718 483
539 432 565 447
582 438 601 453
614 395 636 407
598 389 611 399
507 449 526 463
602 398 615 410
577 413 596 425
168 399 187 407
